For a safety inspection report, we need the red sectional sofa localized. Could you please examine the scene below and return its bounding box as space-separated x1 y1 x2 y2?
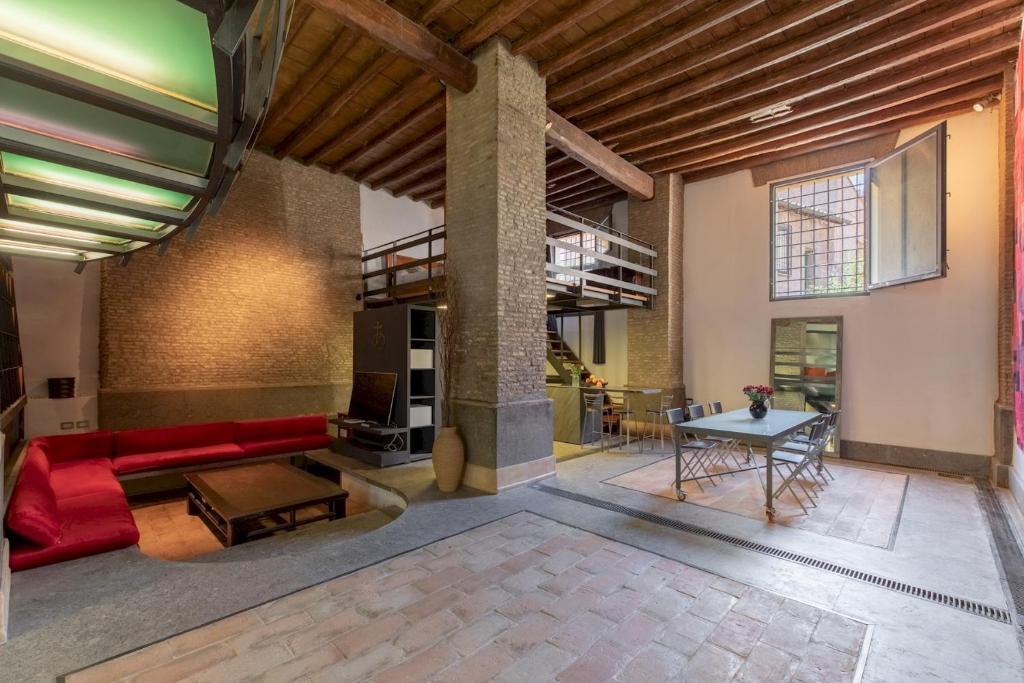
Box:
3 414 332 571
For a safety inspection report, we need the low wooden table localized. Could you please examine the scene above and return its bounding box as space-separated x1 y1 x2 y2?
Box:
185 462 348 547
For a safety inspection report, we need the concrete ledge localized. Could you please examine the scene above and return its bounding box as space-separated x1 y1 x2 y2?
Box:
452 396 553 470
1009 461 1024 521
840 439 991 476
463 455 556 494
1 538 9 645
99 383 348 430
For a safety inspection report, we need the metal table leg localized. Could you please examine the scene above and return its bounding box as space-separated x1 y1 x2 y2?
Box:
764 442 776 521
674 428 685 501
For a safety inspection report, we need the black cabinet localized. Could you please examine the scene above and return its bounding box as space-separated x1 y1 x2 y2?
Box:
345 304 438 466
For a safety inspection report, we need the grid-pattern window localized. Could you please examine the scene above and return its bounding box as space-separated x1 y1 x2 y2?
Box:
554 231 599 275
772 168 865 299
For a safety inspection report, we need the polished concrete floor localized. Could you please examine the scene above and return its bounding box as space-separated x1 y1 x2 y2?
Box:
1 445 1023 682
605 454 908 548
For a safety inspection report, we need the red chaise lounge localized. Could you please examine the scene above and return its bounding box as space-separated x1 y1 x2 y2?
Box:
4 414 332 571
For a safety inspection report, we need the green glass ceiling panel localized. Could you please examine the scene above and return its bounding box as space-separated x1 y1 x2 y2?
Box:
0 37 218 129
0 238 100 260
6 195 167 231
0 218 130 246
1 153 193 210
0 78 214 176
0 0 217 112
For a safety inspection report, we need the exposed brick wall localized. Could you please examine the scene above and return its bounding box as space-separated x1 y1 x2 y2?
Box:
998 66 1016 406
445 38 548 406
995 66 1016 479
627 173 685 403
445 38 552 484
99 152 361 428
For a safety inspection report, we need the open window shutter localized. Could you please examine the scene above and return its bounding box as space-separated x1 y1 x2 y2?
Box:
867 122 947 290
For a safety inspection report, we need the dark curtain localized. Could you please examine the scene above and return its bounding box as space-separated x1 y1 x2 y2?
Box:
592 311 606 365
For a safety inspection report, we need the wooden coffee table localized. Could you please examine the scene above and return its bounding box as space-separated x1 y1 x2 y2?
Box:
185 461 348 547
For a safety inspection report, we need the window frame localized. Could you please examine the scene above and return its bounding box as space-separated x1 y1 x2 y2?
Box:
768 122 947 301
768 163 869 302
866 122 948 290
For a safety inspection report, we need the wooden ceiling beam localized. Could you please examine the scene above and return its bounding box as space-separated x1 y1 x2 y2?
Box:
393 169 445 197
557 187 627 212
419 0 460 26
680 98 981 183
455 0 546 52
538 0 695 78
317 0 540 173
373 146 445 190
310 0 476 91
354 125 445 182
547 169 604 196
665 79 999 176
592 0 1017 139
579 0 970 134
549 0 763 105
619 30 1017 158
545 109 654 199
266 28 359 130
337 95 444 173
285 2 316 49
548 176 616 203
512 0 618 56
558 0 851 117
306 72 436 163
273 50 394 158
413 185 446 204
651 74 1001 173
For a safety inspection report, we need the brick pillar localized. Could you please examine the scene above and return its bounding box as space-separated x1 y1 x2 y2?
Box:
995 64 1016 486
445 38 553 493
627 173 685 411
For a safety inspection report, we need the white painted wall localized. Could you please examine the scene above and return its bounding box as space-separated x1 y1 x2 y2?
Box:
360 185 444 250
13 257 100 438
557 311 629 387
683 110 998 456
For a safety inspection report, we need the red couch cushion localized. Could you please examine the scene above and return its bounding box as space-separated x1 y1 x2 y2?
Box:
31 431 115 464
50 459 121 499
113 443 246 475
8 491 139 572
4 448 61 546
115 422 237 456
235 414 327 442
238 433 333 457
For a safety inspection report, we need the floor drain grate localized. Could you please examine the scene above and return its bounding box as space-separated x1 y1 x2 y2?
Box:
533 482 1013 624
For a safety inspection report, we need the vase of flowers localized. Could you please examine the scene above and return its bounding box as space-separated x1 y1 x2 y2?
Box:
568 364 583 387
742 384 774 419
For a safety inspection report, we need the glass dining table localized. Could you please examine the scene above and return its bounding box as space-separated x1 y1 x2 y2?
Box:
672 408 821 520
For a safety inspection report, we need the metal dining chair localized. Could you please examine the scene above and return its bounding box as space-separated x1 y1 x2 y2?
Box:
782 410 838 483
669 407 724 498
759 419 829 514
583 390 611 451
608 391 635 450
643 393 674 451
678 403 729 484
705 400 745 469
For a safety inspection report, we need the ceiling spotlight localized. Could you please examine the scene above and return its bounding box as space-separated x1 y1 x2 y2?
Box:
973 93 1001 112
750 104 793 124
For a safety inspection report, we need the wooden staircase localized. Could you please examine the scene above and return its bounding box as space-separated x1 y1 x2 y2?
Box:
546 322 590 385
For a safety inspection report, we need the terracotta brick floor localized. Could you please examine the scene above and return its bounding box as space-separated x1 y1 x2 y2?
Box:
69 512 868 682
606 455 907 548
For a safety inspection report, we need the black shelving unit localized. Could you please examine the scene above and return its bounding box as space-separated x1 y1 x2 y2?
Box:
341 304 438 467
0 256 24 463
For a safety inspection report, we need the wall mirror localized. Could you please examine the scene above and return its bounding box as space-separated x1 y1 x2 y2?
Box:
770 316 842 452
